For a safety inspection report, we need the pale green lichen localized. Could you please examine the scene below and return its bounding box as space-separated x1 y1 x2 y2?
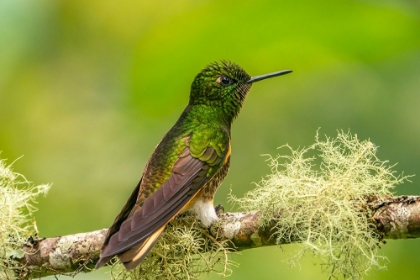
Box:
230 131 409 279
0 131 409 279
0 158 50 279
110 216 235 280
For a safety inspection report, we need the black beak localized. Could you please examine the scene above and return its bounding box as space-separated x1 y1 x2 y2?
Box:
246 70 292 84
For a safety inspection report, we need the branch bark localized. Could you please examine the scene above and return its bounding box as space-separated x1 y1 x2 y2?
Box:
15 195 420 279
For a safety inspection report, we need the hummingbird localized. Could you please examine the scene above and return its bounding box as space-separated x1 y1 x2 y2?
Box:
95 61 292 270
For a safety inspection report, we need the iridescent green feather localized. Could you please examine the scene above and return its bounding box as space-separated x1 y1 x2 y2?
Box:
138 61 251 203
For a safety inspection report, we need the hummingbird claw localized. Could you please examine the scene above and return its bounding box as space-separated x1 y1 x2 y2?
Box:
215 204 224 215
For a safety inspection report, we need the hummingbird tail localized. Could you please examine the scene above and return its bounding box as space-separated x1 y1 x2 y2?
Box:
118 226 165 270
95 255 113 269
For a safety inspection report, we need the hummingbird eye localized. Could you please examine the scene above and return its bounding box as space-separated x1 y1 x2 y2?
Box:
218 75 235 86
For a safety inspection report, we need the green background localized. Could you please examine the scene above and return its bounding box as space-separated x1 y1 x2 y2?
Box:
1 0 419 279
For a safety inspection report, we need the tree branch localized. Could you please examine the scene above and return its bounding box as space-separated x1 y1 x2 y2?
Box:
15 195 420 279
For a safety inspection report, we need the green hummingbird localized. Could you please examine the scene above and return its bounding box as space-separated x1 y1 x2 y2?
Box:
95 61 292 270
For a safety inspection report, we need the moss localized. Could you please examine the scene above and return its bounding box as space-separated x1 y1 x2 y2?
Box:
231 131 409 279
0 130 408 279
110 216 235 280
0 158 50 279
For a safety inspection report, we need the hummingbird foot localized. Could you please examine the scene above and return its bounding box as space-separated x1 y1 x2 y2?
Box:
215 204 224 215
193 199 218 227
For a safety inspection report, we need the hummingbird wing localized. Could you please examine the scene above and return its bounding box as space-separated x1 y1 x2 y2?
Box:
96 136 225 269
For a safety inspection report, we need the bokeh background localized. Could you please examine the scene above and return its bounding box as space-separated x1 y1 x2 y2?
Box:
1 0 419 279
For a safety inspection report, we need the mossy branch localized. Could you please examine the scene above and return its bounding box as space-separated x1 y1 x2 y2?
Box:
2 131 419 279
14 230 107 279
11 197 420 279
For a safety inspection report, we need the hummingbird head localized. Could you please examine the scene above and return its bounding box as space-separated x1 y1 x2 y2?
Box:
189 60 251 107
189 60 292 122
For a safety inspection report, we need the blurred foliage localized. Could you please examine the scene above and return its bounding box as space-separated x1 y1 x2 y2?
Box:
0 0 419 279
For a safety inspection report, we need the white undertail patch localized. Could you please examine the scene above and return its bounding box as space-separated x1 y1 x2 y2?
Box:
192 199 218 227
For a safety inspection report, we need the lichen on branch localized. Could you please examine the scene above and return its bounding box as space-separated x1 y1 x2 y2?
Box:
0 158 50 279
1 131 415 280
230 131 410 279
111 216 235 280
